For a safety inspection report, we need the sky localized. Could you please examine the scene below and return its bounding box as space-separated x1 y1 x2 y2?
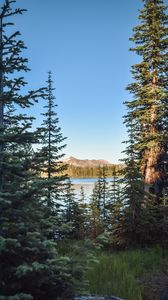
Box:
8 0 168 163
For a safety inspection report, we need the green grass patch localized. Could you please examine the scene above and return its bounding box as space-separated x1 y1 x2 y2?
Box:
86 247 168 300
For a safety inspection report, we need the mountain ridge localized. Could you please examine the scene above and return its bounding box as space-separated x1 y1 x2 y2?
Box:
64 156 116 167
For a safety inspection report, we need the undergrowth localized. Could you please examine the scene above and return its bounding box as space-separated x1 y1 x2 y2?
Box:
86 247 168 300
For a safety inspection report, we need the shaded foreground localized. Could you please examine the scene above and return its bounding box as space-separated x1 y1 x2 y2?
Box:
75 296 123 300
143 272 168 300
86 248 168 300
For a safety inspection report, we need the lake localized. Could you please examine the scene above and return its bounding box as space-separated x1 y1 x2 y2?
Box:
71 177 113 200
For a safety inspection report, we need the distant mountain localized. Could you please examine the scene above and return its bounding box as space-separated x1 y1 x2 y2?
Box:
64 156 112 168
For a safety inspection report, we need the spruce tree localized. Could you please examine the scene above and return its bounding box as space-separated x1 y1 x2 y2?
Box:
126 0 168 203
63 179 85 240
101 165 109 223
34 71 68 238
78 186 88 239
95 166 109 224
89 185 104 239
108 166 121 208
120 121 144 247
0 2 84 299
107 166 122 232
89 166 109 237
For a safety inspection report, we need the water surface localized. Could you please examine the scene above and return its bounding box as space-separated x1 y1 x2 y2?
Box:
71 177 113 199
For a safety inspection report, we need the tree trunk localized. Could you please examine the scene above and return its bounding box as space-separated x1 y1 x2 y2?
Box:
142 75 165 203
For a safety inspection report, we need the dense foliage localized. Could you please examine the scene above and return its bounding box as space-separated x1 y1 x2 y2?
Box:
67 164 123 178
87 247 168 300
119 0 168 247
125 0 168 202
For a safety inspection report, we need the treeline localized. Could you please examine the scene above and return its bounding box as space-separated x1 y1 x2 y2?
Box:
67 164 124 178
77 165 168 248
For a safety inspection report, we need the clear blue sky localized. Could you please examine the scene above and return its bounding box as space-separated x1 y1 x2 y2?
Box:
13 0 168 163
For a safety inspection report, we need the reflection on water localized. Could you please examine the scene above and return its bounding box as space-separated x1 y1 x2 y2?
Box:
71 177 113 200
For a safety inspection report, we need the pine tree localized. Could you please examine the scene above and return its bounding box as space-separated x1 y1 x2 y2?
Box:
80 185 85 203
101 165 109 223
0 2 85 299
120 120 144 247
108 167 118 205
78 186 88 239
122 93 168 248
126 0 168 203
89 184 104 239
63 179 85 240
92 167 109 219
38 72 67 207
107 166 122 231
89 166 109 238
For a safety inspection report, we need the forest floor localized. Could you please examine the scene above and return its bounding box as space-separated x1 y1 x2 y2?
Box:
86 247 168 300
143 271 168 300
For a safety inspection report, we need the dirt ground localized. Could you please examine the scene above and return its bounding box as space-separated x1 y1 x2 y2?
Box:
143 272 168 300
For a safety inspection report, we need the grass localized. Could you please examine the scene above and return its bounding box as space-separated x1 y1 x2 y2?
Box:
86 247 168 300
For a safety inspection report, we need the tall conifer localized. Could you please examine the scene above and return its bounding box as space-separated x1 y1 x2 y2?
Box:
126 0 168 203
89 166 109 237
36 72 67 213
121 121 144 246
63 178 85 239
0 2 84 299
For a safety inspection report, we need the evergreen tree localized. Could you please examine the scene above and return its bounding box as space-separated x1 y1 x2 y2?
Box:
80 185 85 203
89 184 104 238
107 166 122 232
119 120 144 247
121 110 168 248
0 2 85 299
126 0 168 203
119 0 168 248
31 72 70 242
101 166 109 223
108 166 121 207
78 186 89 239
89 166 109 238
63 179 85 240
92 167 109 219
36 72 67 211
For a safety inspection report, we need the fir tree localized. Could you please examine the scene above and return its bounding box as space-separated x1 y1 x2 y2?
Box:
101 165 109 222
63 179 85 240
35 71 67 222
78 186 88 239
31 72 68 241
0 2 85 299
80 185 85 203
107 166 122 231
89 184 104 239
120 120 144 247
108 166 121 207
89 166 109 237
126 0 168 203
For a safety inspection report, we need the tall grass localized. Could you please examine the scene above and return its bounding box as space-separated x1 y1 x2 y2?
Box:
86 247 168 300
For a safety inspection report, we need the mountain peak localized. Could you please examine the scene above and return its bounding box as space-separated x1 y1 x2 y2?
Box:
64 156 111 167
